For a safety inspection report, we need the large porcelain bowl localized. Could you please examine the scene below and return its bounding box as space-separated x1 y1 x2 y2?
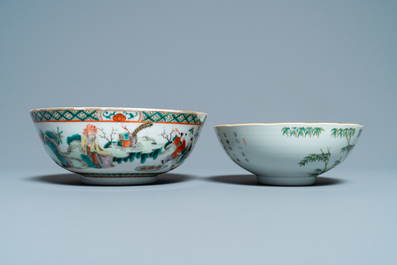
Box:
214 123 363 186
30 107 207 185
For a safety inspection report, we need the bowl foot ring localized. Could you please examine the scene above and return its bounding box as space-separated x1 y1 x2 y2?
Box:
256 175 317 186
79 173 158 185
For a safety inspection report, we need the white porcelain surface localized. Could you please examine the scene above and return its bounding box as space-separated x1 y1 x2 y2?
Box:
30 107 207 185
214 123 363 186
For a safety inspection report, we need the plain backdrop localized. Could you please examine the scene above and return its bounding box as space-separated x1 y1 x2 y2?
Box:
1 0 396 171
0 1 397 264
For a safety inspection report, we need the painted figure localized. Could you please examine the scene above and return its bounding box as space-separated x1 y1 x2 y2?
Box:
161 128 197 168
81 124 114 168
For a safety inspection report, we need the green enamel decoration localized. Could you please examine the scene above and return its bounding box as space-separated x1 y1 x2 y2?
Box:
331 127 357 156
31 110 100 122
102 111 116 119
143 111 201 124
123 111 137 120
56 127 63 144
299 147 332 177
281 127 324 138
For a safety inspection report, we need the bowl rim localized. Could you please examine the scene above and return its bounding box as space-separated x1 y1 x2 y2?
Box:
214 122 363 128
30 107 207 116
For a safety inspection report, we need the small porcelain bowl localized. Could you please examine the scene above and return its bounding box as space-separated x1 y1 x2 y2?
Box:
214 123 363 186
30 107 207 185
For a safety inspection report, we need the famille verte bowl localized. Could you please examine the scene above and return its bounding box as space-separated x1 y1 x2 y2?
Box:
30 107 207 185
214 123 363 186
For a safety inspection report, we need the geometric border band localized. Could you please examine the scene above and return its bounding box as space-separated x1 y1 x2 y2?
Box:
31 109 204 125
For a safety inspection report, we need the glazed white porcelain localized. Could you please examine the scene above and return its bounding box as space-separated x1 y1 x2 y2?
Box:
30 107 207 185
214 123 363 186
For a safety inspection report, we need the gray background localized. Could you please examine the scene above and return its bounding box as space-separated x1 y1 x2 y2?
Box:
1 1 396 264
1 0 396 171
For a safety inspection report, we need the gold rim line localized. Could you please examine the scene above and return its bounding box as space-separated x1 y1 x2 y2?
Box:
33 120 204 125
29 107 208 116
214 122 364 128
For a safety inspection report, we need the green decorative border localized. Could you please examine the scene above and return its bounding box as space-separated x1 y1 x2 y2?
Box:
142 111 202 124
102 111 138 120
31 110 204 125
80 173 158 178
282 127 324 137
31 110 100 122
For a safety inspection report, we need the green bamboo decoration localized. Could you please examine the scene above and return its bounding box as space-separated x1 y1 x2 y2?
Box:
282 127 324 138
298 147 331 176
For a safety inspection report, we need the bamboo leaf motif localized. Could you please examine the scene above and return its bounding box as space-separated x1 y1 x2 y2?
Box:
331 127 356 138
331 128 338 138
313 127 324 137
341 145 355 153
309 169 325 177
305 127 313 136
353 128 363 145
348 128 352 136
282 127 290 136
282 127 324 138
298 127 305 137
290 127 297 137
331 127 359 155
298 151 331 167
299 154 316 166
323 159 342 172
299 147 331 178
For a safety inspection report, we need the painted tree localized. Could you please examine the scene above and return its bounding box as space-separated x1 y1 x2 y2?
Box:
282 127 324 137
43 127 64 145
331 128 356 155
41 127 73 168
330 127 362 168
160 127 176 142
298 147 331 177
98 127 117 144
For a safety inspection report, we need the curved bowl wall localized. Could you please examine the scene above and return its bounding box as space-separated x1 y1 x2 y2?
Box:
31 107 207 185
214 123 363 186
